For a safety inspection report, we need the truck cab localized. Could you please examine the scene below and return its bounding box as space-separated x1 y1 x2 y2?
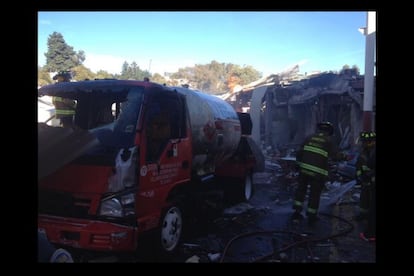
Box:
38 80 261 254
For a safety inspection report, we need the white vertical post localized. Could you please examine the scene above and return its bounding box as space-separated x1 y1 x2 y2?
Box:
362 11 376 131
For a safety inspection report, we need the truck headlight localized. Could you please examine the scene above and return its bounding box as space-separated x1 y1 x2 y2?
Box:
99 198 123 217
121 193 135 205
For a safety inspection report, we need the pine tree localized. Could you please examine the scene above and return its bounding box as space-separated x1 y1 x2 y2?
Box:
44 32 84 72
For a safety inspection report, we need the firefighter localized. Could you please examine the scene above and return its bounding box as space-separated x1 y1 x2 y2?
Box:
355 131 376 221
292 121 344 225
52 71 76 128
355 131 376 242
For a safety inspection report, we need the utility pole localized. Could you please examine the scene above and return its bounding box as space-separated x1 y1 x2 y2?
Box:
148 59 152 73
360 11 376 131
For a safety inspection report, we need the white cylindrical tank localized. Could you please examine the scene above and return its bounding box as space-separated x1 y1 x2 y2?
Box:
174 87 241 176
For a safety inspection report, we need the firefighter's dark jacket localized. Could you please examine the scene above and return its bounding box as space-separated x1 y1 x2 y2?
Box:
52 96 76 119
296 132 342 177
356 146 376 184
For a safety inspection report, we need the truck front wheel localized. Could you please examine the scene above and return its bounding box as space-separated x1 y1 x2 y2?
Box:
159 206 183 253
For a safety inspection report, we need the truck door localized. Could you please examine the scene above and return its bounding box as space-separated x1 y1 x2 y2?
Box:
139 90 191 200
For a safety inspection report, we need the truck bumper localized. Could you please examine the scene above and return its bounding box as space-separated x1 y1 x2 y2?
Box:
38 215 137 252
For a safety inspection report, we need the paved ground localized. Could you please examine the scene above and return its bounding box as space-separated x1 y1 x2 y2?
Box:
77 167 375 263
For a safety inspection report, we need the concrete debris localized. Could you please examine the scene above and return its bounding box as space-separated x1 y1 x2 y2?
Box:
352 193 361 202
325 181 342 190
254 172 278 184
185 255 200 263
265 160 283 173
325 180 357 205
223 202 254 216
207 253 221 262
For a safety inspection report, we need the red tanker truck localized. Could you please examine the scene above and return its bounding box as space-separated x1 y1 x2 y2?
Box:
38 79 263 254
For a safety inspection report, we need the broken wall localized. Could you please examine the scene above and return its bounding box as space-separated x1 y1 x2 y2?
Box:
231 72 366 153
266 73 363 151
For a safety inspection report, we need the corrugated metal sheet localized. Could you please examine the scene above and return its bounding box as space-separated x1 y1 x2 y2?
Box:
38 124 99 179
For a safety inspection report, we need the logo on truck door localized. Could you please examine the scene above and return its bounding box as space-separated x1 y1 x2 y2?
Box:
146 162 181 185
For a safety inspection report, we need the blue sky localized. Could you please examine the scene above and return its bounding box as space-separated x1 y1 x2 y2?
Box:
38 11 370 76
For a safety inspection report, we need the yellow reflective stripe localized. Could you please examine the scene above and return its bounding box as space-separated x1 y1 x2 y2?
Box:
294 200 303 207
300 163 328 176
362 165 370 172
56 109 75 115
311 136 325 142
53 97 66 102
357 170 362 176
53 97 76 107
303 145 328 157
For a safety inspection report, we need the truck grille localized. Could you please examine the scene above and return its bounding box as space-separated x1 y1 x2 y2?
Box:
38 190 91 218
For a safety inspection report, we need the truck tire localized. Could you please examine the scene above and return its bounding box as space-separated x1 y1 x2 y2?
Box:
224 173 254 204
159 205 183 253
240 173 253 202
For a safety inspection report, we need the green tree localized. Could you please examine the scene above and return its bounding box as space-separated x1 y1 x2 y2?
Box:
95 70 114 79
44 32 85 72
130 61 138 79
72 65 95 81
232 65 261 85
38 66 53 87
121 61 130 79
151 73 167 84
171 61 261 94
119 61 151 80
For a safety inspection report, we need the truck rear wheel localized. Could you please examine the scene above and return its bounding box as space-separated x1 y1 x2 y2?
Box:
239 174 253 201
159 206 183 253
224 173 254 204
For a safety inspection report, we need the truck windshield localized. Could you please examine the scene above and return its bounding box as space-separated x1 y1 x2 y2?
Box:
87 87 144 148
39 83 145 149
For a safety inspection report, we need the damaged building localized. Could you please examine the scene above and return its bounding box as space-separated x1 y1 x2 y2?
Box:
225 68 374 153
